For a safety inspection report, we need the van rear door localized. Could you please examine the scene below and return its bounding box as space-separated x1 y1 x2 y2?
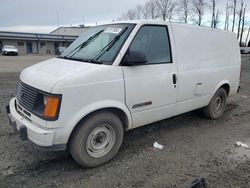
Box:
122 25 178 128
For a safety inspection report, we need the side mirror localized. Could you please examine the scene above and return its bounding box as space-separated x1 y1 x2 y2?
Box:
122 50 147 66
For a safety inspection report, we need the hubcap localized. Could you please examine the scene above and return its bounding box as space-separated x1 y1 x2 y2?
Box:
86 125 116 158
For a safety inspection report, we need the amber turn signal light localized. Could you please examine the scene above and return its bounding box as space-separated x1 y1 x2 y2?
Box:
43 96 60 119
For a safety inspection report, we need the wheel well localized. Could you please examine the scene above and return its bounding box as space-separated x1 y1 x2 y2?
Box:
67 108 128 150
221 84 230 96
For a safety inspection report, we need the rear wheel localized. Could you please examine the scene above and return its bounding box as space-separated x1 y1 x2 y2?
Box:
70 111 124 167
203 88 227 119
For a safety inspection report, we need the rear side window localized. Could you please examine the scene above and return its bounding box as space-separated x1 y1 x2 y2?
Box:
129 25 172 64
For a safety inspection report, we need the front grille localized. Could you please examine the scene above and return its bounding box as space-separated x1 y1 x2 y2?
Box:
17 81 40 112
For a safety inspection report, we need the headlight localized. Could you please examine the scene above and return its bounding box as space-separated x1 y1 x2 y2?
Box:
34 93 61 120
43 95 48 106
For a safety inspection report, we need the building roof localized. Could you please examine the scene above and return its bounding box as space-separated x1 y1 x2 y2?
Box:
0 31 78 42
50 27 89 36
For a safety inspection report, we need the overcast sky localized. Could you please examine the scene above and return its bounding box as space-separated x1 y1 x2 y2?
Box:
0 0 148 33
0 0 249 33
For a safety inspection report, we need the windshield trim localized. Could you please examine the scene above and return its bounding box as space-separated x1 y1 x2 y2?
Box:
58 56 104 65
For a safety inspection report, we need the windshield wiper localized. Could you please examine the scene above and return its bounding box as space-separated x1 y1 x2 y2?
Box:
64 29 104 59
82 58 103 64
59 56 102 64
91 26 128 62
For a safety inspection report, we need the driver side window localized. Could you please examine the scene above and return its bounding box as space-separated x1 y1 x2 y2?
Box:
129 25 172 64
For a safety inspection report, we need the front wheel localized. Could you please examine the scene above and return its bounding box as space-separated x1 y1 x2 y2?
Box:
70 111 124 167
203 88 227 119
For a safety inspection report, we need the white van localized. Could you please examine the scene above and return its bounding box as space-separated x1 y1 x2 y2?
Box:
7 20 241 167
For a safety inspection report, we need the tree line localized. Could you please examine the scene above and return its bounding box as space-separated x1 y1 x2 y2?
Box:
118 0 250 47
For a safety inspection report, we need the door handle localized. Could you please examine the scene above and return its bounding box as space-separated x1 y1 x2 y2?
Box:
173 74 177 85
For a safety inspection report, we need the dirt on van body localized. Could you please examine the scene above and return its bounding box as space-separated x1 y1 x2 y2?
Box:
0 55 250 187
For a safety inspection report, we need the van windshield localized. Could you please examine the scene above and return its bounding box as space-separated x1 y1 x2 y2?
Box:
60 24 135 65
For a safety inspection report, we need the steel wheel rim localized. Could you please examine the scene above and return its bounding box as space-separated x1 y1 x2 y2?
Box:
86 124 116 158
213 95 224 114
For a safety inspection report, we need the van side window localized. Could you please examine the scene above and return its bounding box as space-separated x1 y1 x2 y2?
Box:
129 25 172 64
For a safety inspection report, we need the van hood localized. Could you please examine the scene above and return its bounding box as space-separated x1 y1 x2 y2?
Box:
20 58 99 92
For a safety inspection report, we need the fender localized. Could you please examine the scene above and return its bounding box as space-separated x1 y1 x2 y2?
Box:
211 80 230 100
63 100 133 143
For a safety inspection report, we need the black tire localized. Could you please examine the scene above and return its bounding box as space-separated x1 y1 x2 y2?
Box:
70 111 124 168
203 88 227 119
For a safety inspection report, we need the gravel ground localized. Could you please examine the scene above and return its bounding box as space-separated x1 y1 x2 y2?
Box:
0 55 250 187
0 55 55 73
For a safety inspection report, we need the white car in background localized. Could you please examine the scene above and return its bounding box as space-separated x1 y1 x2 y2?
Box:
2 45 18 55
240 47 250 54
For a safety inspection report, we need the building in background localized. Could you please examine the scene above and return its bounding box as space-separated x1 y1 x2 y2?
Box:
50 25 88 36
0 26 88 55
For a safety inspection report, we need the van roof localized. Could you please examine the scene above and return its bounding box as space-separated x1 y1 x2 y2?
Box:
111 20 235 35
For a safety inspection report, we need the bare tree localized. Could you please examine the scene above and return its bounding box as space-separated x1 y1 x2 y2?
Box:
135 5 143 19
231 0 237 32
127 9 137 20
178 0 190 23
155 0 177 21
146 0 157 19
237 0 244 39
117 13 128 21
192 0 206 25
210 0 216 27
210 0 220 28
245 27 250 47
239 5 246 46
224 2 230 30
214 9 221 28
141 3 150 19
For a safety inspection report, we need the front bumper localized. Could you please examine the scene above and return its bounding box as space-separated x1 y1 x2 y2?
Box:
3 51 18 55
7 98 55 147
